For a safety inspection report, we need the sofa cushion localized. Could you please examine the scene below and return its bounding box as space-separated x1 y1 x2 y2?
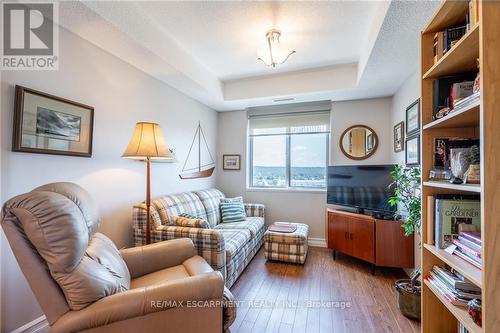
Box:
220 202 246 223
220 196 243 203
171 215 211 229
152 192 208 224
215 217 265 238
218 228 251 263
194 189 225 227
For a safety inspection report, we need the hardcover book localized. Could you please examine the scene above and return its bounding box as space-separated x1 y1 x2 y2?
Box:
433 138 480 169
435 199 481 249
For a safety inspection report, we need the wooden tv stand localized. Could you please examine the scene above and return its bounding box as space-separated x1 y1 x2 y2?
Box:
325 208 414 273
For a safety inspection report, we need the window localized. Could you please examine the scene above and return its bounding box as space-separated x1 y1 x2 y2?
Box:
248 105 330 189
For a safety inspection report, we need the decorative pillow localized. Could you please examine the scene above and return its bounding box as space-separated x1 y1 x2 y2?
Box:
220 201 247 223
220 196 243 203
171 215 211 229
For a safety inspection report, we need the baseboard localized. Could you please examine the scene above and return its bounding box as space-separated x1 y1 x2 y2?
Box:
10 316 48 333
308 237 327 248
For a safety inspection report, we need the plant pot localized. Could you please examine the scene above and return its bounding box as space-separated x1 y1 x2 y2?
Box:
395 279 421 320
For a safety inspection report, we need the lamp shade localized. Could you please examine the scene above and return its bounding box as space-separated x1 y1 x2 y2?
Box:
122 122 174 160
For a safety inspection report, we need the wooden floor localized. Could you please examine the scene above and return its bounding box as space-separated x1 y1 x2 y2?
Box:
229 247 420 333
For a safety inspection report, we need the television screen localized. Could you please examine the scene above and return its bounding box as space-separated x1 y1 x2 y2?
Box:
327 165 396 213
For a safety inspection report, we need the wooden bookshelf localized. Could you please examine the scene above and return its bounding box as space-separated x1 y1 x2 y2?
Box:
421 1 500 332
423 101 479 130
424 280 483 333
423 181 481 193
424 244 481 287
423 24 479 79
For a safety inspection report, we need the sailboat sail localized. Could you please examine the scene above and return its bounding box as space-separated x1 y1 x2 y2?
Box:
179 122 215 179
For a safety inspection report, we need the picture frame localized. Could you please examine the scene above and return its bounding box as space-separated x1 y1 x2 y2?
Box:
405 135 420 166
394 121 405 153
13 85 94 157
406 99 420 136
223 154 241 170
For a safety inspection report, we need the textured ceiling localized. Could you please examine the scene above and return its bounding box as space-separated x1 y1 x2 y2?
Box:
59 1 440 110
136 1 378 80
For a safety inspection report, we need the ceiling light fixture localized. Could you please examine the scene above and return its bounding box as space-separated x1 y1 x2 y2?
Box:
257 29 295 68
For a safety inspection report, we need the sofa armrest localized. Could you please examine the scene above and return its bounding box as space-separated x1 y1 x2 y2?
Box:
120 238 196 279
244 203 265 218
151 226 226 278
50 271 224 333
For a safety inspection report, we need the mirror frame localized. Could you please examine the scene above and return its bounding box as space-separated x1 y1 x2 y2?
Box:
339 124 379 160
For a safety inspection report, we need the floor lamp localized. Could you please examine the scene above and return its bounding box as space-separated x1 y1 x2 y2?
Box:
122 122 174 244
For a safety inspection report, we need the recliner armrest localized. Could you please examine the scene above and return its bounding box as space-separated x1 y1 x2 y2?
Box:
120 238 196 278
50 271 225 333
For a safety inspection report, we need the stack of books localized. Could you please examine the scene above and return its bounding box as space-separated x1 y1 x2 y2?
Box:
452 231 482 269
426 265 481 307
452 91 480 111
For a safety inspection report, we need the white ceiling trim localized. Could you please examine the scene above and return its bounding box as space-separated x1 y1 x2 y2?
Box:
57 1 439 111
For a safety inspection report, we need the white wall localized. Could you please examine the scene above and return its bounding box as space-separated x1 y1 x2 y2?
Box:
331 97 393 165
391 70 420 164
390 70 421 270
216 97 393 243
0 27 217 332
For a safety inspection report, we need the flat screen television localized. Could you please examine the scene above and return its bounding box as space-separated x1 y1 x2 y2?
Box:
327 165 396 218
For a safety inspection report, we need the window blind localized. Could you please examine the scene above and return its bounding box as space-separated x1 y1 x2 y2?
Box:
247 101 331 136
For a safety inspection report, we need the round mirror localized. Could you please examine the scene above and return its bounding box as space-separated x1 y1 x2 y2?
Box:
339 125 378 160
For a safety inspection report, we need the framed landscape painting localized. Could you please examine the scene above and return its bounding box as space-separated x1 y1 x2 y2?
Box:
406 99 420 136
13 86 94 157
405 135 420 166
223 154 241 170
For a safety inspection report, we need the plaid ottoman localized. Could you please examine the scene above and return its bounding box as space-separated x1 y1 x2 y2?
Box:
264 223 309 264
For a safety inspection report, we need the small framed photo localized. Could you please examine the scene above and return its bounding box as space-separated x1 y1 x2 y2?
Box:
394 121 405 153
13 86 94 157
406 99 420 136
405 135 420 166
223 154 241 170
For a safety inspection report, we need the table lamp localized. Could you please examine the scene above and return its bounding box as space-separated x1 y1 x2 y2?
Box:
122 122 174 244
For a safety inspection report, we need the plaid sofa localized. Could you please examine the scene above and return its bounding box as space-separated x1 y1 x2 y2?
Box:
132 189 265 287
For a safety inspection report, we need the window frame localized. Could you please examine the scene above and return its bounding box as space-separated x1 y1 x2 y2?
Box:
248 131 330 190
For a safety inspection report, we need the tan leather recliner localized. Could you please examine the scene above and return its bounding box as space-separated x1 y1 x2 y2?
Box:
1 182 231 333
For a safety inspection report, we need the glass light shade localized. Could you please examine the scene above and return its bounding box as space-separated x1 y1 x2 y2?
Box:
122 122 174 160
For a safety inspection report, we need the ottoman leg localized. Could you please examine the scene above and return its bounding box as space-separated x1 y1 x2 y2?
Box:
333 250 336 261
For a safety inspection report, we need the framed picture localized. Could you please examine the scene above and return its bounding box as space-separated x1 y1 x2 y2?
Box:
406 99 420 136
13 86 94 157
223 154 241 170
394 121 405 152
405 135 420 166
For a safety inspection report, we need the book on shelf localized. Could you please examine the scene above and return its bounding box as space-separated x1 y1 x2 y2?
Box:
450 81 474 110
453 91 480 111
433 138 480 170
432 73 477 120
427 196 435 245
434 195 481 249
453 249 482 269
443 25 468 54
426 265 481 308
433 31 445 64
458 234 482 253
432 265 480 293
452 239 481 259
460 231 481 246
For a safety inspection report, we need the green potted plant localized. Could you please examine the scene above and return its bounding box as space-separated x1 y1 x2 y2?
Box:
388 164 422 320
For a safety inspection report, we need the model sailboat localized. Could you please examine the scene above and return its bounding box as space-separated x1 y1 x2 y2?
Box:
179 122 215 179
